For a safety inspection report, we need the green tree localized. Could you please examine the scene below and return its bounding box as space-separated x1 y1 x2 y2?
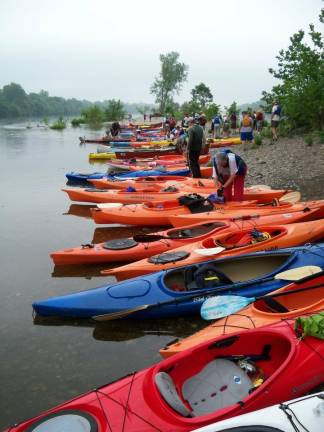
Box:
205 103 221 121
226 101 238 115
150 51 188 114
81 105 105 125
104 99 126 121
191 83 213 109
262 8 324 130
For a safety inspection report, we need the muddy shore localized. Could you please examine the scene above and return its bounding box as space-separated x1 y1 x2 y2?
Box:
211 136 324 200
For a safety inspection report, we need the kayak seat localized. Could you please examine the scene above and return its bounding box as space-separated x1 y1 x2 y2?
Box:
155 372 193 417
193 264 233 289
182 359 252 416
169 229 194 239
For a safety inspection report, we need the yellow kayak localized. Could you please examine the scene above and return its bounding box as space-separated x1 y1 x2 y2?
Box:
88 152 116 160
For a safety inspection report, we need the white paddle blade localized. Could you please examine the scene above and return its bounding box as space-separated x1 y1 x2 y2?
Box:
194 246 225 257
201 295 253 320
279 191 301 204
274 266 322 281
97 202 123 209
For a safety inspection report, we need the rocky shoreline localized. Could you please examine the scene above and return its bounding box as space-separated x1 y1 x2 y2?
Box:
211 136 324 200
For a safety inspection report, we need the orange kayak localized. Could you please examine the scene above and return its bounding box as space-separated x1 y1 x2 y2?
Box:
101 219 324 280
89 176 188 190
90 199 269 224
90 199 323 226
160 272 324 358
168 200 324 227
50 221 234 265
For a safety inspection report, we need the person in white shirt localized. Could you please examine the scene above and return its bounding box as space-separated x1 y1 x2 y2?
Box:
212 150 247 201
271 101 281 142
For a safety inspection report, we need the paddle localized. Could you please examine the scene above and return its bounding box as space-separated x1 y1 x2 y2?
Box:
92 266 321 322
201 269 323 321
133 233 193 242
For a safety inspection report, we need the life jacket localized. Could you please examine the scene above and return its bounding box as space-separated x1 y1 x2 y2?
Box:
213 150 247 182
242 115 251 127
213 115 221 125
273 105 282 116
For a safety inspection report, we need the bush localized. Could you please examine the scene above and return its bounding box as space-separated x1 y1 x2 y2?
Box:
50 117 66 130
304 134 314 146
316 130 324 143
261 126 272 139
254 135 263 146
71 117 85 127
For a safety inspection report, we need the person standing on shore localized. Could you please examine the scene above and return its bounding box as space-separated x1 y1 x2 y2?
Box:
239 111 254 144
212 150 247 201
212 113 222 138
271 101 281 142
187 117 204 178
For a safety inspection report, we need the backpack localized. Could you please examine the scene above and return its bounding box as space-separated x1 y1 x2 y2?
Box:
242 115 251 127
273 105 281 116
213 116 221 125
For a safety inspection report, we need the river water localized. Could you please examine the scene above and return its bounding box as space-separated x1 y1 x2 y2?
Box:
0 121 204 429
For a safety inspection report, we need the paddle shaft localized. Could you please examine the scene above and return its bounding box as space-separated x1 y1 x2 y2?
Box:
254 281 324 302
93 269 307 321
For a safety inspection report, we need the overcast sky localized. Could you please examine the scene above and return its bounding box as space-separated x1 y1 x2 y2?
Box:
0 0 322 106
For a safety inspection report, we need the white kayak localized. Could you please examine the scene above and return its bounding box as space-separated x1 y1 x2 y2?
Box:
191 392 324 432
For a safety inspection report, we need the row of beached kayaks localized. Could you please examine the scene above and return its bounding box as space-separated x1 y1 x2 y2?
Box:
8 135 324 431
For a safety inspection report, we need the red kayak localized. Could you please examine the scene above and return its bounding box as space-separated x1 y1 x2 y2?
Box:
115 147 180 159
7 318 324 431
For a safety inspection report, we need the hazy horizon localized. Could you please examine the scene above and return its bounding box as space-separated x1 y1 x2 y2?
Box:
1 0 322 106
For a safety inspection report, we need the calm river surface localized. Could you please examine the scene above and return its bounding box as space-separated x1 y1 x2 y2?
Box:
0 121 204 429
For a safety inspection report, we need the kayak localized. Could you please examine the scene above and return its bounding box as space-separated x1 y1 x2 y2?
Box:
53 210 316 265
88 152 116 160
7 319 324 431
89 176 188 190
50 221 234 265
90 198 322 226
106 154 210 170
36 244 324 318
209 137 242 148
166 199 324 228
160 269 324 357
191 392 324 432
66 171 108 183
115 147 180 159
101 220 324 280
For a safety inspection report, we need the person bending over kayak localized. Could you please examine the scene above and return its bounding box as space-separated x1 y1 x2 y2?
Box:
212 150 247 201
187 117 204 178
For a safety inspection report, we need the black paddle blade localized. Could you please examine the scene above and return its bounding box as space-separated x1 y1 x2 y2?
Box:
133 234 167 243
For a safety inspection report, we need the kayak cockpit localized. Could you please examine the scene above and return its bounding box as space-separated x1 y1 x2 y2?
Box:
153 330 292 419
202 227 286 250
167 222 227 239
252 272 324 315
163 254 292 292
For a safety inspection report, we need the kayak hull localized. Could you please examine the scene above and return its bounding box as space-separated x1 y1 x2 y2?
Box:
160 271 324 357
101 220 324 280
8 320 324 431
35 245 324 318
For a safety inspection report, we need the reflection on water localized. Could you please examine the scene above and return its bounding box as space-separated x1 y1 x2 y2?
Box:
33 315 205 343
64 203 95 219
52 263 109 278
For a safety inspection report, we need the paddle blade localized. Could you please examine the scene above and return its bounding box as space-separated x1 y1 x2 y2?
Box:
97 203 123 209
279 191 301 204
275 266 322 281
201 295 254 320
194 246 225 257
248 185 271 190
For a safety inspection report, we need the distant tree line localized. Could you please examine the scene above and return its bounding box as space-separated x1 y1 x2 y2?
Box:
0 83 94 118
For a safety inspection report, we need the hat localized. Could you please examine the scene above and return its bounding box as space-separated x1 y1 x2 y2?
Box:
187 117 194 123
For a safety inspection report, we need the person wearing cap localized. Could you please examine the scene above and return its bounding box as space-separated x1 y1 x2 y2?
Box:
187 117 204 178
212 150 247 201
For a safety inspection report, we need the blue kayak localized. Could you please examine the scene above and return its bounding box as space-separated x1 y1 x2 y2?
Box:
66 168 190 183
33 244 324 319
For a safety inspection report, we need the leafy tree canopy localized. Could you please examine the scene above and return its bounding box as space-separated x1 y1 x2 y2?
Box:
262 7 324 130
150 51 188 114
191 83 213 109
